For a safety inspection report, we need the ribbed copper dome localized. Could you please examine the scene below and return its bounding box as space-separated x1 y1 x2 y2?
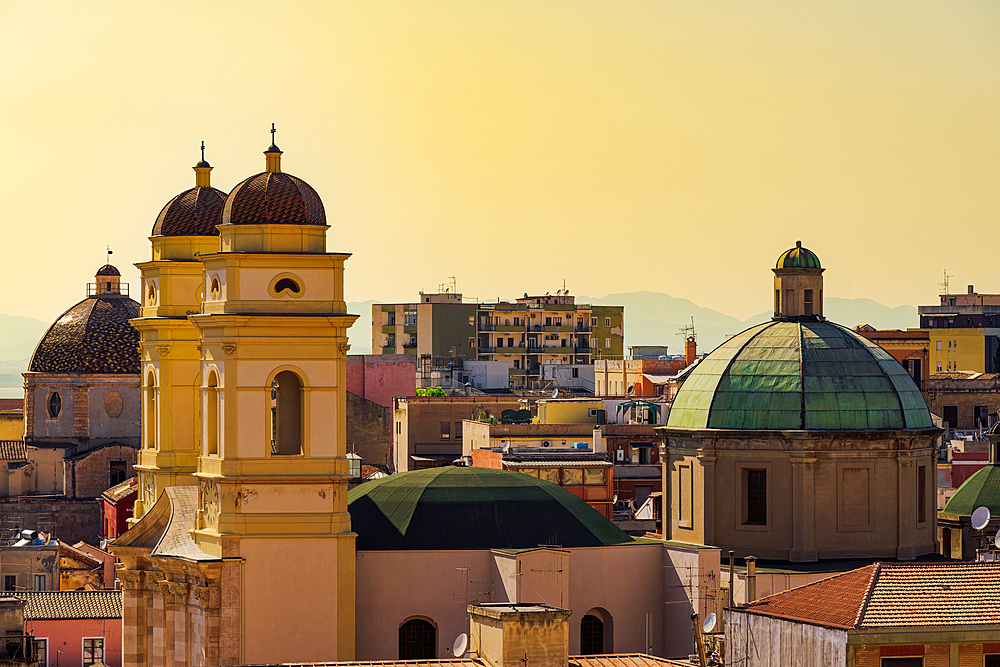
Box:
222 172 326 226
152 186 226 237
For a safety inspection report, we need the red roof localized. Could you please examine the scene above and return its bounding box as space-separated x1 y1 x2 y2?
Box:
744 565 875 629
0 399 24 411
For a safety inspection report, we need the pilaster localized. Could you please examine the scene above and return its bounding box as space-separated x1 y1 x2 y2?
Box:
789 457 818 562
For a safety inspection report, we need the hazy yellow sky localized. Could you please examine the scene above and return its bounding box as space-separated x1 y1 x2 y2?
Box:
1 1 997 323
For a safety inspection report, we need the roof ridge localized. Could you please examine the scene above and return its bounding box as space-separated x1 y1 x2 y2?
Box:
854 561 880 627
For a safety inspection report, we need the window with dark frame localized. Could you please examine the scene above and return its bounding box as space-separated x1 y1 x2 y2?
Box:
804 289 814 315
83 638 104 666
745 469 767 525
580 615 604 654
3 575 14 591
440 422 450 439
398 619 436 660
34 638 46 667
47 392 61 419
985 655 1000 667
879 658 922 667
918 465 927 523
110 460 127 487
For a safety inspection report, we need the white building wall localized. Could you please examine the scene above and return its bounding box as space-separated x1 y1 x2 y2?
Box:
725 611 847 667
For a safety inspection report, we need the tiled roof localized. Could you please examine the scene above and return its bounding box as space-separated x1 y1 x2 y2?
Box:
0 399 24 411
743 565 875 629
860 562 1000 628
102 476 137 502
0 440 25 462
29 294 140 374
14 590 121 620
503 460 614 468
152 185 226 236
223 171 326 226
743 562 1000 629
95 264 120 277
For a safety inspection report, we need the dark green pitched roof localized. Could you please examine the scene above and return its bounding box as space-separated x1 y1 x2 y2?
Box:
348 467 633 551
776 242 821 269
667 320 933 430
941 464 1000 518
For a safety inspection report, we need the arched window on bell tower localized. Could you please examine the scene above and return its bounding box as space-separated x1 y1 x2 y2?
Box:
144 370 157 449
206 371 220 456
271 370 303 456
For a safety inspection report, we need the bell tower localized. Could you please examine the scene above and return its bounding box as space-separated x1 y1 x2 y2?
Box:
131 147 226 523
773 241 824 319
188 132 358 664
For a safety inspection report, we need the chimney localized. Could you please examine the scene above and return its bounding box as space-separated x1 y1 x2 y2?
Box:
685 337 697 367
745 556 757 604
468 604 571 667
969 285 975 295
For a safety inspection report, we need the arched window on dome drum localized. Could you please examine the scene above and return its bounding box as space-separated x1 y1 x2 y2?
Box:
47 391 61 419
398 619 436 660
271 371 303 456
206 372 220 456
144 371 156 449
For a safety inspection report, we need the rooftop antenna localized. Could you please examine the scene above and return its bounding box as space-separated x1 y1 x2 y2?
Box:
562 278 568 295
940 269 953 296
678 316 696 343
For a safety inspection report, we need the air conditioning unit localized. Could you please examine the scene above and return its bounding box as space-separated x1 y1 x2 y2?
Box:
541 440 551 447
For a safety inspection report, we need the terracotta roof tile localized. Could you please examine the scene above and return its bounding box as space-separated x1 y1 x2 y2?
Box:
152 186 226 236
0 441 25 462
223 172 326 226
102 476 137 502
29 295 140 374
743 565 875 629
242 654 688 667
860 562 1000 628
14 590 121 620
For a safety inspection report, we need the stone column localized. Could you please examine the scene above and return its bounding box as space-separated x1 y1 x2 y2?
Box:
789 457 818 562
117 568 148 667
897 449 917 560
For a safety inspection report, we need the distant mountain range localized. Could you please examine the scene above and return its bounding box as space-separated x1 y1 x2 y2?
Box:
344 293 918 356
0 295 917 379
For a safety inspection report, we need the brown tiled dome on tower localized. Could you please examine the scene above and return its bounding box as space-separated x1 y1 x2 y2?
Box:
221 139 326 226
29 266 140 374
151 150 227 237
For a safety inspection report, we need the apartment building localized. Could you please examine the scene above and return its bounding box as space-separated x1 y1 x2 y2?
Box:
371 291 478 367
477 292 624 388
919 285 1000 373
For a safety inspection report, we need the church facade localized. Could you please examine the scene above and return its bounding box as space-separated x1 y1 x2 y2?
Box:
112 138 357 666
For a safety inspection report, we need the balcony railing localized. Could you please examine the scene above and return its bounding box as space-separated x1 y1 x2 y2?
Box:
0 635 37 662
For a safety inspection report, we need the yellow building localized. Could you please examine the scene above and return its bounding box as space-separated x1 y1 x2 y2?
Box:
112 136 357 666
929 327 991 373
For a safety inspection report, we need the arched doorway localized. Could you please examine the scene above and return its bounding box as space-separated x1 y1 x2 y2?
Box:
399 618 436 659
580 608 613 655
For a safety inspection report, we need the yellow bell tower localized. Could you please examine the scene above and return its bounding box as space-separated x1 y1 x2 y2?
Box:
189 131 357 664
131 145 226 523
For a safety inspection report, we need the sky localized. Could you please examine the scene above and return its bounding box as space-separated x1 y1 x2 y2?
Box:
1 1 997 324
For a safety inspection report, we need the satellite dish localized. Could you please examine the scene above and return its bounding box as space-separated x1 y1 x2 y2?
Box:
994 530 1000 550
973 506 991 531
452 633 468 657
553 389 559 398
703 613 717 634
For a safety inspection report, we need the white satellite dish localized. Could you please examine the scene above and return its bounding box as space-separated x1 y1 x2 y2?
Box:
994 530 1000 550
702 613 717 634
553 388 559 398
973 506 991 531
452 633 468 657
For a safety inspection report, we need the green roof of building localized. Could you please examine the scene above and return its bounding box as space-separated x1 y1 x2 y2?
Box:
776 241 822 269
941 464 1000 518
348 467 633 551
667 320 933 430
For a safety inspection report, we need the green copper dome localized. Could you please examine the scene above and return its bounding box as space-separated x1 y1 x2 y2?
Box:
667 320 933 430
348 467 633 551
941 465 1000 519
776 241 822 269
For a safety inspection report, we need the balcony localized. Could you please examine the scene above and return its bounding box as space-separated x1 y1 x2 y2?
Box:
402 341 418 348
540 346 574 355
403 325 418 334
0 635 36 662
382 347 396 353
543 325 575 333
575 326 591 332
381 325 396 333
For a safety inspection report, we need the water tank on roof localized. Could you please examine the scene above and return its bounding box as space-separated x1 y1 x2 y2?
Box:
574 442 589 449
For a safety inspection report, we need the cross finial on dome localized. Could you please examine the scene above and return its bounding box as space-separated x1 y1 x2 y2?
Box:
194 141 213 187
264 123 283 173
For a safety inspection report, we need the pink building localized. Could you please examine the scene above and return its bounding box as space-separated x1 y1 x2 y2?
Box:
18 590 122 667
347 354 416 408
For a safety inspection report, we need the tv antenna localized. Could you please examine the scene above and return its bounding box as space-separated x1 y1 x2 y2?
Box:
438 276 458 294
678 316 697 343
940 269 953 296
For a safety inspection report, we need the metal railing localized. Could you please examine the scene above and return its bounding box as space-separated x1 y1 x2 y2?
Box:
0 635 37 662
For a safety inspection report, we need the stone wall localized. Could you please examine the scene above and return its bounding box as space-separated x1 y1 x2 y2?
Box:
346 392 391 469
0 496 102 545
65 443 138 499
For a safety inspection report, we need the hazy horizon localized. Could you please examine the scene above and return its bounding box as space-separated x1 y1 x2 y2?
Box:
2 2 996 324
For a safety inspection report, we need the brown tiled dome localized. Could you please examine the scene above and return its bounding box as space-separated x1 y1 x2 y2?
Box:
222 172 326 226
29 295 140 374
95 264 120 277
152 186 226 236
